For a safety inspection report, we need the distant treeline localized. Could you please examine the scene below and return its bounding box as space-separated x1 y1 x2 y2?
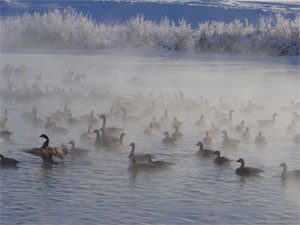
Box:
1 8 299 56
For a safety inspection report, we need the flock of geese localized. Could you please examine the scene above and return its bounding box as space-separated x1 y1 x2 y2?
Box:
0 65 300 182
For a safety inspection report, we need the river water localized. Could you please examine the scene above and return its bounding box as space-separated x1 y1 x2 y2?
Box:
0 50 299 224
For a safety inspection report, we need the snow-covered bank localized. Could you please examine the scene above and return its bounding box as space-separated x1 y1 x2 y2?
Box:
1 9 300 56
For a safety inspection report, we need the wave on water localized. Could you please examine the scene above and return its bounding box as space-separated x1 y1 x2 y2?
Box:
1 8 299 55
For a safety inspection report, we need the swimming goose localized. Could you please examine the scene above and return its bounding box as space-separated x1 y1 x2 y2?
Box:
213 151 233 165
235 159 265 176
279 162 300 181
203 130 213 145
44 117 56 130
242 127 251 142
159 109 169 124
294 133 300 143
106 133 126 150
171 117 183 129
222 130 240 148
196 115 206 127
209 122 221 137
217 110 235 128
29 107 44 126
80 125 94 141
286 120 297 134
128 143 153 164
50 123 69 135
0 130 13 139
0 154 20 167
255 131 267 146
21 106 37 120
93 129 102 148
120 107 141 123
152 117 161 130
99 115 124 136
67 112 81 126
146 154 175 168
80 110 99 124
68 140 89 155
144 122 157 136
212 107 226 121
235 120 245 133
196 142 215 158
0 117 8 130
171 126 184 139
257 113 278 127
162 131 177 144
128 154 158 172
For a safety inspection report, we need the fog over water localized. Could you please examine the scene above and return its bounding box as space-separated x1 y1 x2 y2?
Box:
0 49 299 224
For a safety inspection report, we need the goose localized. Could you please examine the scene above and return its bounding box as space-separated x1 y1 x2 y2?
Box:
0 118 8 130
222 130 240 149
171 126 183 139
21 106 37 120
212 107 226 121
0 154 20 167
209 122 220 137
235 120 245 133
80 125 94 141
99 115 124 137
255 131 267 146
0 130 13 139
242 127 251 141
162 131 177 144
50 123 69 135
128 143 153 164
279 162 300 181
196 142 215 158
128 154 158 172
159 109 169 124
93 129 102 148
294 133 300 144
196 115 205 127
144 122 157 136
29 107 44 126
217 110 235 128
106 133 126 150
146 154 175 168
80 110 99 124
171 117 183 129
97 107 114 120
213 151 233 165
152 117 161 130
120 107 140 123
67 140 89 155
235 159 264 176
44 117 56 130
257 113 278 127
286 120 298 134
203 130 213 145
67 112 81 126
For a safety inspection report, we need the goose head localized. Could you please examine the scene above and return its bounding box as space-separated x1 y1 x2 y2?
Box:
214 151 221 156
68 140 75 145
163 131 169 136
279 162 287 168
39 134 48 139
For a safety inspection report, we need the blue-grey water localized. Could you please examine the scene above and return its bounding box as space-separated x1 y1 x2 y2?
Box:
0 50 299 224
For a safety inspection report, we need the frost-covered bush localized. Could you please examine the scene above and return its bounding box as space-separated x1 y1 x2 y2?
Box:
1 8 299 55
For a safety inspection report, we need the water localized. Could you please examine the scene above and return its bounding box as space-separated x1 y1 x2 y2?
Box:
0 50 299 224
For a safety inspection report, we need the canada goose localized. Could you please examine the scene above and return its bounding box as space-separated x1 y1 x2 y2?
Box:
120 107 140 123
50 123 69 135
203 130 213 145
159 109 169 124
21 106 37 120
93 129 101 148
67 112 81 126
99 115 124 136
213 151 233 165
67 140 89 155
29 107 44 126
242 127 251 141
212 107 226 121
279 162 300 181
80 125 94 141
128 143 153 164
257 113 278 127
0 118 8 130
146 154 175 168
128 154 158 172
171 117 183 129
106 133 126 150
209 122 220 137
236 120 245 133
0 130 13 139
222 130 240 148
162 131 177 144
255 131 267 146
294 133 300 144
196 142 215 158
144 122 157 136
286 120 297 134
196 115 205 127
217 110 234 128
171 126 183 139
152 117 161 130
80 110 99 124
44 117 56 130
0 154 20 167
235 159 264 176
